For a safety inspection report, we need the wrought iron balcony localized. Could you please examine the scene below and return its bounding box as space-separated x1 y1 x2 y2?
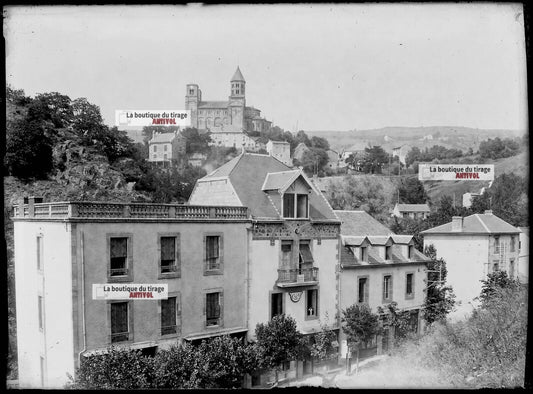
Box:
276 267 319 288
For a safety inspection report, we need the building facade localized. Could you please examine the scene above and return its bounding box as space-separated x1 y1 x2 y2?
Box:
13 199 250 388
266 140 292 166
185 67 271 149
148 130 186 163
335 210 429 358
421 210 521 318
189 153 341 344
391 203 430 220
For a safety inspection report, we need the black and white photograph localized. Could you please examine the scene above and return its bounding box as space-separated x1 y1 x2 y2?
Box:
4 3 529 389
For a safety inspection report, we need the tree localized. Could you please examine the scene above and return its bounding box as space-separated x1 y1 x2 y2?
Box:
5 117 54 179
361 145 389 174
427 194 468 228
69 347 154 389
309 314 338 369
255 314 302 384
398 177 429 204
405 147 421 168
181 127 212 154
310 136 330 151
152 343 199 388
478 270 521 308
296 147 329 176
469 173 528 227
377 302 414 344
423 244 456 325
341 304 380 373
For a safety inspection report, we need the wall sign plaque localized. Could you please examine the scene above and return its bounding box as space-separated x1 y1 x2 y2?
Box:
289 291 303 303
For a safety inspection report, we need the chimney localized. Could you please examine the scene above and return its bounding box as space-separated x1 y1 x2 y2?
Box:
451 216 463 232
484 210 493 215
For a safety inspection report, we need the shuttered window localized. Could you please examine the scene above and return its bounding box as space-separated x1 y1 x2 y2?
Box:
110 237 128 276
406 273 414 297
283 194 295 218
206 293 221 326
161 237 176 273
299 243 314 263
161 297 177 335
111 302 129 342
358 277 369 303
206 236 220 270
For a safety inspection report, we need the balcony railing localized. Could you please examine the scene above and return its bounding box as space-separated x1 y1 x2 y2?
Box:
13 201 249 221
277 267 319 287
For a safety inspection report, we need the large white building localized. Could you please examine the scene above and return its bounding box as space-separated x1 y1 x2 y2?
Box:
421 210 521 319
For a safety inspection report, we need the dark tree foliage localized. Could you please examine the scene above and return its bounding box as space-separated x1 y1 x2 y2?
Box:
255 314 302 378
294 147 329 176
181 127 212 154
398 177 430 204
469 173 528 227
478 137 521 159
405 145 464 168
341 304 381 348
427 195 469 228
478 270 521 307
388 216 431 252
310 136 330 151
363 145 389 174
5 117 54 180
423 245 456 325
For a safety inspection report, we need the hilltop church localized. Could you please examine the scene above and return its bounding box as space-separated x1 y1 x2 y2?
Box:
185 67 272 149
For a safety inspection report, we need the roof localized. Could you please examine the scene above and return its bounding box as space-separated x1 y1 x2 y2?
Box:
422 212 521 235
231 67 245 82
198 101 229 109
395 203 430 212
518 227 529 237
262 170 301 191
335 210 392 236
198 153 337 220
150 132 177 143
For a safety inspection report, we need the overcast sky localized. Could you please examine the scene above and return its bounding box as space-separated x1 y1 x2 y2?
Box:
4 3 528 132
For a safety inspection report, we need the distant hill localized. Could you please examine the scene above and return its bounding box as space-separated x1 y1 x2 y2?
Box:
306 126 525 154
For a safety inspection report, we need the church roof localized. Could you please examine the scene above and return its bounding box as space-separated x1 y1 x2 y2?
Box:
231 67 245 82
198 101 228 109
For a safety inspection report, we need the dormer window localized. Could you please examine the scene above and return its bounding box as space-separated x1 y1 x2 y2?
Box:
408 245 414 259
360 246 368 262
385 246 392 260
283 193 308 218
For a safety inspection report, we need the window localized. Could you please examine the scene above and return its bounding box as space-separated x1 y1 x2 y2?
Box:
360 246 368 262
299 242 314 265
111 302 129 343
205 235 221 272
160 236 178 275
154 145 157 152
383 275 392 302
296 194 308 218
206 292 221 327
494 236 500 253
510 236 516 252
493 262 499 272
281 242 292 267
110 237 128 277
161 297 177 335
385 246 392 260
510 259 515 278
189 89 194 95
408 245 414 260
271 293 284 319
283 193 295 217
406 273 414 298
164 145 168 151
358 277 369 303
153 154 157 159
37 235 43 271
163 154 168 160
306 289 318 318
38 295 44 331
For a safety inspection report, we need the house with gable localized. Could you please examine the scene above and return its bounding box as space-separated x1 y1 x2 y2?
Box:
148 129 186 163
335 210 430 358
189 152 341 374
391 203 431 220
421 210 522 318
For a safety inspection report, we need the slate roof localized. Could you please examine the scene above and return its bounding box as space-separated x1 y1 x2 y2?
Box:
198 101 229 109
150 132 177 143
395 203 430 212
262 170 301 191
198 153 337 220
335 210 392 236
421 212 520 235
231 67 245 82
